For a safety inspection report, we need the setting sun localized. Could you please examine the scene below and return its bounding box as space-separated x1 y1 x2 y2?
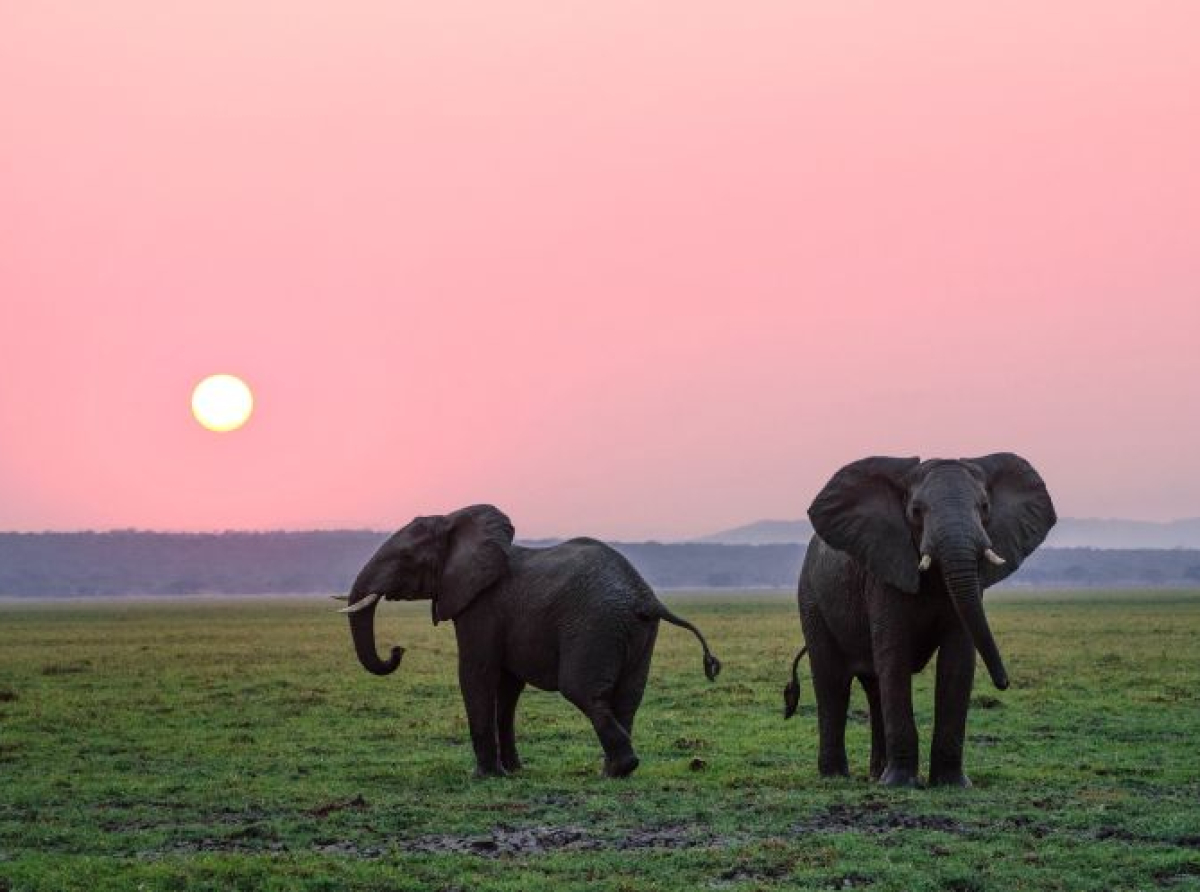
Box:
191 374 254 432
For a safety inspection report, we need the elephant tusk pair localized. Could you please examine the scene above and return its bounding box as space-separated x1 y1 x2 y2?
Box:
336 592 384 614
919 550 1006 571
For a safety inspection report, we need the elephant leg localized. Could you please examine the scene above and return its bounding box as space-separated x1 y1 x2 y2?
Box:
562 636 640 778
815 670 852 777
562 690 637 778
458 659 504 778
613 623 657 737
497 671 525 774
869 599 921 787
591 701 638 778
859 675 887 781
802 609 851 777
929 627 975 787
875 662 920 787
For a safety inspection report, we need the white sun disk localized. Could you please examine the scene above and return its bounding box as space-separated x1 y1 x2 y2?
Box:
192 374 254 432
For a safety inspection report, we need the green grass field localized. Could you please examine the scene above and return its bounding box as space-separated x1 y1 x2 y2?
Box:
1 591 1198 891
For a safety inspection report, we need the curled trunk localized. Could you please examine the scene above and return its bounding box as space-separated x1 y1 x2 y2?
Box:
347 593 404 676
940 548 1009 690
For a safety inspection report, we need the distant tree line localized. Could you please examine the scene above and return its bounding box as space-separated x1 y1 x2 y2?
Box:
0 532 1198 597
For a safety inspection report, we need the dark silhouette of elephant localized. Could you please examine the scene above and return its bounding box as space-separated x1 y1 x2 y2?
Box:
340 505 720 778
784 454 1055 787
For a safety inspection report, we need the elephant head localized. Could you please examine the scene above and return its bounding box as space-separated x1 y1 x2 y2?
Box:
340 504 515 676
808 453 1056 690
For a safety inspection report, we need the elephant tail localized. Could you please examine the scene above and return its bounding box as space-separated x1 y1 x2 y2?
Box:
783 646 807 719
653 604 721 682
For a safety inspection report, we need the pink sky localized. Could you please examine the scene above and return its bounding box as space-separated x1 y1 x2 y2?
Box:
2 2 1198 540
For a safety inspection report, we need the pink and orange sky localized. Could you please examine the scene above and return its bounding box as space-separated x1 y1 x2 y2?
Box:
2 2 1198 539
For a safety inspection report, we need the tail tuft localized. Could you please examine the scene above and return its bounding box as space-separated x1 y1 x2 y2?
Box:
703 653 721 682
783 679 800 719
783 646 807 719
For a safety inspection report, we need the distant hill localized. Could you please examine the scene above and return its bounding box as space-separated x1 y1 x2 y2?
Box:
692 519 813 545
695 517 1200 549
0 531 800 596
2 531 1200 596
1045 518 1200 549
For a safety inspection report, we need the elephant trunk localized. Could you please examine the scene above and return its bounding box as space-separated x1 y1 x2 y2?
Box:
939 544 1009 691
346 591 405 676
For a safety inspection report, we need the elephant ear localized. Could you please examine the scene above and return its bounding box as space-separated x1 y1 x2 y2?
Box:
436 505 515 622
964 453 1057 587
808 456 922 593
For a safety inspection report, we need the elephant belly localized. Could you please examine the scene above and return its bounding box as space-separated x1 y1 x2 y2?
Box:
502 629 561 692
909 641 938 674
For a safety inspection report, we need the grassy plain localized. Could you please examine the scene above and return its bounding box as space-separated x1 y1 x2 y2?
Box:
0 591 1198 891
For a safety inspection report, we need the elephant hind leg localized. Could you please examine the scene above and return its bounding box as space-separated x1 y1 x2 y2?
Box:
815 670 852 777
563 687 637 777
802 609 852 777
561 649 638 778
612 622 658 737
859 675 886 781
591 704 639 778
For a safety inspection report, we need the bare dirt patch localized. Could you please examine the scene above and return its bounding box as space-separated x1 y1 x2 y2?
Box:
793 802 969 836
306 794 368 819
402 823 731 857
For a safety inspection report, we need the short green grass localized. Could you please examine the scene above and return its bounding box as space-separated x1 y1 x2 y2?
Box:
1 591 1198 891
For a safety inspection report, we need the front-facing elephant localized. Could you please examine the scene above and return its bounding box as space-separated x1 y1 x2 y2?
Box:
784 454 1055 787
339 505 721 778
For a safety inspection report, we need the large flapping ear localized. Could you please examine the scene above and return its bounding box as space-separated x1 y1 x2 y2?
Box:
435 505 515 621
808 456 922 593
963 453 1057 587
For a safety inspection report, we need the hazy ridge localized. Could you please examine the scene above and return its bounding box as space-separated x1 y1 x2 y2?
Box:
3 529 1200 596
694 517 1200 549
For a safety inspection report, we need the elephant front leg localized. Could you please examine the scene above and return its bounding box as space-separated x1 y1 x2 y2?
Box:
874 654 921 787
496 672 525 774
859 676 887 781
929 629 975 787
458 661 504 778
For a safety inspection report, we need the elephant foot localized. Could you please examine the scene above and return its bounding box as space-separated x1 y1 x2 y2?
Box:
602 752 640 778
929 771 972 789
818 754 850 778
500 755 523 774
472 763 509 779
878 765 923 788
818 767 851 779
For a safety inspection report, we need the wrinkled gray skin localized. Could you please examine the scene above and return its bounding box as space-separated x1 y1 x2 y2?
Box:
345 505 720 779
784 454 1055 788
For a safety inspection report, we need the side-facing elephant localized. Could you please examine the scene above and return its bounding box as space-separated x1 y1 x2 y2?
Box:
784 454 1055 787
340 505 721 778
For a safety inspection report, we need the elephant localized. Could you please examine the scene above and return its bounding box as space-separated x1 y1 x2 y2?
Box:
339 504 721 778
783 453 1055 787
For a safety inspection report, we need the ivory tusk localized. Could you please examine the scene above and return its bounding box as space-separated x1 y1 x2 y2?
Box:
984 548 1007 566
918 554 933 572
338 592 383 614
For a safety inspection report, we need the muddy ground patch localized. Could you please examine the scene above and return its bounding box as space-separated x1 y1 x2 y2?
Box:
401 823 731 857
